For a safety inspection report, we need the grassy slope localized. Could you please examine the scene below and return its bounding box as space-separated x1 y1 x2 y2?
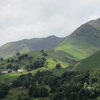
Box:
56 22 100 60
73 50 100 71
0 50 72 83
0 50 70 100
56 37 99 60
0 42 30 58
2 50 100 100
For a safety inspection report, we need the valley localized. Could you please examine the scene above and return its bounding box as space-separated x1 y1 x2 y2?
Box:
0 18 100 100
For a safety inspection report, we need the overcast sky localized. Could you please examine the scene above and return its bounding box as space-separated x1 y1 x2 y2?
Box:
0 0 100 46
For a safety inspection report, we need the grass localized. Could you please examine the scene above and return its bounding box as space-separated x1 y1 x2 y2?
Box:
52 68 67 76
0 73 21 84
73 50 100 71
56 37 99 60
0 56 68 84
0 50 69 100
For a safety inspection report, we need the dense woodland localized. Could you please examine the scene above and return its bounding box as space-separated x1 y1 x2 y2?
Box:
0 69 100 100
0 49 100 100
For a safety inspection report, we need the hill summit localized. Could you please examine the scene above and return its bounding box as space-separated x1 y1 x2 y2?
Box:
0 36 64 58
0 18 100 59
56 18 100 59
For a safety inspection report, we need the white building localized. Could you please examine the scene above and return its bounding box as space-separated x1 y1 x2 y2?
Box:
17 69 24 72
1 71 8 74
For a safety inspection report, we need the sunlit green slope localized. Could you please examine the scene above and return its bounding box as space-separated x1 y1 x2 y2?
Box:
56 19 100 60
75 50 100 71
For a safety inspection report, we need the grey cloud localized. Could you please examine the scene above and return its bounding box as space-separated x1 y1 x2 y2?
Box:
0 0 100 45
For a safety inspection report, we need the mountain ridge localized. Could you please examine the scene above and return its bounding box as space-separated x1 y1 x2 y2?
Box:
0 35 65 58
0 18 100 59
56 18 100 59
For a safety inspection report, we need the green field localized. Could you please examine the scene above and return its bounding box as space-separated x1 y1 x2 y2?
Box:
0 50 70 84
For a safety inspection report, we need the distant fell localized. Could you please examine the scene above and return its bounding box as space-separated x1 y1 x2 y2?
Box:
0 36 64 58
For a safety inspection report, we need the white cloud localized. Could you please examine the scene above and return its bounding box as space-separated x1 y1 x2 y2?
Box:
0 0 100 45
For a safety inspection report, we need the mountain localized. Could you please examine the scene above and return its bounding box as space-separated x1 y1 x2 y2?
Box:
1 18 100 59
73 50 100 71
56 18 100 60
0 36 64 58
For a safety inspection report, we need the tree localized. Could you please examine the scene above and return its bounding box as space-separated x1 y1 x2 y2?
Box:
7 59 10 63
0 84 9 98
28 86 49 98
55 64 61 69
13 65 19 72
16 52 20 56
84 82 88 89
25 64 34 71
10 59 15 63
34 58 46 69
0 57 3 61
28 85 36 97
7 64 13 69
17 95 32 100
42 52 48 56
17 95 22 100
40 50 44 53
50 92 63 100
40 50 48 56
40 87 49 97
5 78 8 84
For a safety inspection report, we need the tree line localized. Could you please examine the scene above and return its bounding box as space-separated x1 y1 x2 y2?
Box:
9 69 100 100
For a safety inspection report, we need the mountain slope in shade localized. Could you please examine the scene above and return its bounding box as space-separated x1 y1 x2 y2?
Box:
0 36 65 58
74 50 100 71
56 18 100 60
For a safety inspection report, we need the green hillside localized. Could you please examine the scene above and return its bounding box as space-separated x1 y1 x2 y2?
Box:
71 50 100 71
0 48 100 100
1 19 100 60
0 36 64 58
0 50 71 70
0 50 76 83
56 19 100 60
